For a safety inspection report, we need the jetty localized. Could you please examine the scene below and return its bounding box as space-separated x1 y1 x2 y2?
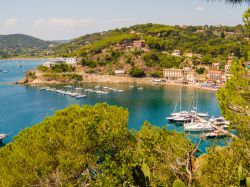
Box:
194 115 237 139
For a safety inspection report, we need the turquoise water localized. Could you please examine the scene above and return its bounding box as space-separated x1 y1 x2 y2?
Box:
0 60 225 153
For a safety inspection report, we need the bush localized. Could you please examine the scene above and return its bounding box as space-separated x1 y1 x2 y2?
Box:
80 59 97 68
196 67 205 74
150 71 163 78
50 63 75 73
129 67 146 77
37 65 50 72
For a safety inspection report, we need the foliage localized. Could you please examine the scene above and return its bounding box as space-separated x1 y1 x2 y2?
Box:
0 104 195 186
172 179 185 187
217 60 250 139
196 67 205 74
50 63 75 73
37 65 50 72
243 8 250 30
129 67 146 77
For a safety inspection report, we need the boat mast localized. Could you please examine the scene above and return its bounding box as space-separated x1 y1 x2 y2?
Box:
180 88 182 112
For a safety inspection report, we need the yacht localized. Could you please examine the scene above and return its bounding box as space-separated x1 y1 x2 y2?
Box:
184 122 214 132
209 117 230 126
203 130 227 139
0 134 7 142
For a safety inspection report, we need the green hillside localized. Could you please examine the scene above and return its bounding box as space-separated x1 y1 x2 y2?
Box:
0 34 58 59
53 23 250 77
0 34 51 49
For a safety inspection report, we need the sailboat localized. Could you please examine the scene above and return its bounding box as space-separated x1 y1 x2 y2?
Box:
166 88 190 122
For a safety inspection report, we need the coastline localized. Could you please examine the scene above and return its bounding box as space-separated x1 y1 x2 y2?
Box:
22 72 218 92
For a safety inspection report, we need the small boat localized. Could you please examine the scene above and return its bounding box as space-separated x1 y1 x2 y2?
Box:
0 134 7 141
197 112 209 117
203 130 227 139
18 64 22 68
138 87 144 90
129 85 134 88
117 89 124 92
40 87 49 90
2 70 9 73
76 94 87 99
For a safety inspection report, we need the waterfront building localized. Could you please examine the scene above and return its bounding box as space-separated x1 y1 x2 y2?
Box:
163 67 195 82
207 70 223 81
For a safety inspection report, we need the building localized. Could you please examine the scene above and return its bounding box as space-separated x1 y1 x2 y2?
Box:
225 59 232 73
163 68 195 82
184 53 193 58
207 70 223 81
171 50 181 57
212 63 220 70
44 57 78 67
114 70 125 75
133 40 145 48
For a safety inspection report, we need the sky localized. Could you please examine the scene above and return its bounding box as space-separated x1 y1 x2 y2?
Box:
0 0 249 40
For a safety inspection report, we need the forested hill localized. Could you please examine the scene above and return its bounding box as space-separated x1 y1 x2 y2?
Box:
55 23 250 58
0 34 51 49
53 24 250 77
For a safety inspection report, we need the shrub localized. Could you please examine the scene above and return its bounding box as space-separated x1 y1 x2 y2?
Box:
129 67 146 77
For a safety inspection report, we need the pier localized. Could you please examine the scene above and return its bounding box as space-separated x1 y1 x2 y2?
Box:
194 115 237 139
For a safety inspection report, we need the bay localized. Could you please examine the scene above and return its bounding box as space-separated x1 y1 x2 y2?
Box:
0 60 224 153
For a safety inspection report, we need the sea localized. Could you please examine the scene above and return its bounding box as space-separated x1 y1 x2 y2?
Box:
0 59 226 153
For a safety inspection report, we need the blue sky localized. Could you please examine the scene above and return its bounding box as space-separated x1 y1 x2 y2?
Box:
0 0 248 40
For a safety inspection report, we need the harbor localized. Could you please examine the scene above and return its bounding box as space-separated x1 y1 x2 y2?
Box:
0 60 227 154
166 89 236 139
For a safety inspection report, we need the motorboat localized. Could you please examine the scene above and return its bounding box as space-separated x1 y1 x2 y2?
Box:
76 94 87 99
0 134 7 141
209 117 230 126
203 130 227 139
197 112 210 117
184 122 214 132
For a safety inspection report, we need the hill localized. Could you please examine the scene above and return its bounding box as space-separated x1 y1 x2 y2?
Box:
53 23 250 77
0 34 58 59
0 34 51 49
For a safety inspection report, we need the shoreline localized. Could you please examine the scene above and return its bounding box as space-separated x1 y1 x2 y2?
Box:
22 73 218 92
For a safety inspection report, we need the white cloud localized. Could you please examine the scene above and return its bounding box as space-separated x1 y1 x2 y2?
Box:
33 18 93 29
2 18 18 29
32 18 94 40
196 6 204 12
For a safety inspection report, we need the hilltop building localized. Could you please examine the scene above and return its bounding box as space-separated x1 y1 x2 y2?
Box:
133 40 146 48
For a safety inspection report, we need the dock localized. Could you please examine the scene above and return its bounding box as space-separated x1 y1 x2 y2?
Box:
194 115 237 139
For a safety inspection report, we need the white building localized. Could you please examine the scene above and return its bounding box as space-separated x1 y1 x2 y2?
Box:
114 70 125 75
163 68 195 82
44 57 78 67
